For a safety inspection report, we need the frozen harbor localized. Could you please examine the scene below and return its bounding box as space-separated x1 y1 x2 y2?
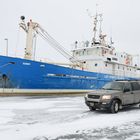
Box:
0 95 140 140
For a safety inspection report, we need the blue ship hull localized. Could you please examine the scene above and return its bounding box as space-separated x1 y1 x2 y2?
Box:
0 55 136 90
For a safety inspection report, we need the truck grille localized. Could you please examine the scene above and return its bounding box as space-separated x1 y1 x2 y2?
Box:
88 94 100 99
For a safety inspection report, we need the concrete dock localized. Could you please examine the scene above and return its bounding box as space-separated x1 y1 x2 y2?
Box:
0 88 92 96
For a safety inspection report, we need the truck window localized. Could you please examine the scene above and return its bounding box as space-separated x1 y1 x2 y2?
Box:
131 82 140 91
124 83 131 92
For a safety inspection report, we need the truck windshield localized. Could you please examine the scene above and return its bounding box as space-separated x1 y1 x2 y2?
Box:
102 82 124 91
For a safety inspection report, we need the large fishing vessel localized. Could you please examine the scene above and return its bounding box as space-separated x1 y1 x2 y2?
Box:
0 13 140 93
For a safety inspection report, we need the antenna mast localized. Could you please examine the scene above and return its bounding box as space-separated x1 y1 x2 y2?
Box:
99 14 103 38
92 14 98 44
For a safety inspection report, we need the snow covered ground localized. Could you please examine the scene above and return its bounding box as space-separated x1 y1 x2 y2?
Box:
0 95 140 140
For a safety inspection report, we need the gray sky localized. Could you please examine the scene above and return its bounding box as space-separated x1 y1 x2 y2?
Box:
0 0 140 62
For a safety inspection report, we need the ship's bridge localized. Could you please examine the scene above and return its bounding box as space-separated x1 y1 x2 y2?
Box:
71 41 116 62
72 41 133 66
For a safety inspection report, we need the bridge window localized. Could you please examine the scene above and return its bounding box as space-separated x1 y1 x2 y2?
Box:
107 58 111 61
95 63 98 67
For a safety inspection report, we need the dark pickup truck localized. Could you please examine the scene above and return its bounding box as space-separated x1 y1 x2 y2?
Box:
85 80 140 113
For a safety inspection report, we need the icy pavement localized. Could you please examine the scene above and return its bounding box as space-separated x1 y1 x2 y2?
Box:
0 96 140 140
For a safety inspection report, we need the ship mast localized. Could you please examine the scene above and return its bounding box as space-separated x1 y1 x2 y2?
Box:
91 12 107 46
99 14 103 39
92 14 98 44
98 14 107 46
19 16 38 60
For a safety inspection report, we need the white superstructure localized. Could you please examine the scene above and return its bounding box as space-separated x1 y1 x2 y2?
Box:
71 14 140 78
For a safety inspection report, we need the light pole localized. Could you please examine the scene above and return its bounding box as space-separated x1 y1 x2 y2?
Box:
4 38 8 56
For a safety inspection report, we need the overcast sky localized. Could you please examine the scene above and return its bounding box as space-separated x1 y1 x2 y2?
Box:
0 0 140 63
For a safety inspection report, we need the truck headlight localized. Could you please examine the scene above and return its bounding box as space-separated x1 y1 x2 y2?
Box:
102 95 111 100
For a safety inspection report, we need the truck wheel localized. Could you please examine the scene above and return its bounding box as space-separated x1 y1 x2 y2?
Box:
110 100 119 113
89 106 96 111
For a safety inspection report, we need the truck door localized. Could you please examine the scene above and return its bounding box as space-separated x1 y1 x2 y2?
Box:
123 82 134 105
131 82 140 104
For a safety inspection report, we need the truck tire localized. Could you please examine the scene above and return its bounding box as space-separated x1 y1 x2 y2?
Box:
110 100 119 113
89 106 96 111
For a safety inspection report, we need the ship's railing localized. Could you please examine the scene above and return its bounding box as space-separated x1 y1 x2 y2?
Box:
98 67 140 78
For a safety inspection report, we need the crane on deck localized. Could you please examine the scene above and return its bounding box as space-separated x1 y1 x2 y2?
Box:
19 16 83 68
